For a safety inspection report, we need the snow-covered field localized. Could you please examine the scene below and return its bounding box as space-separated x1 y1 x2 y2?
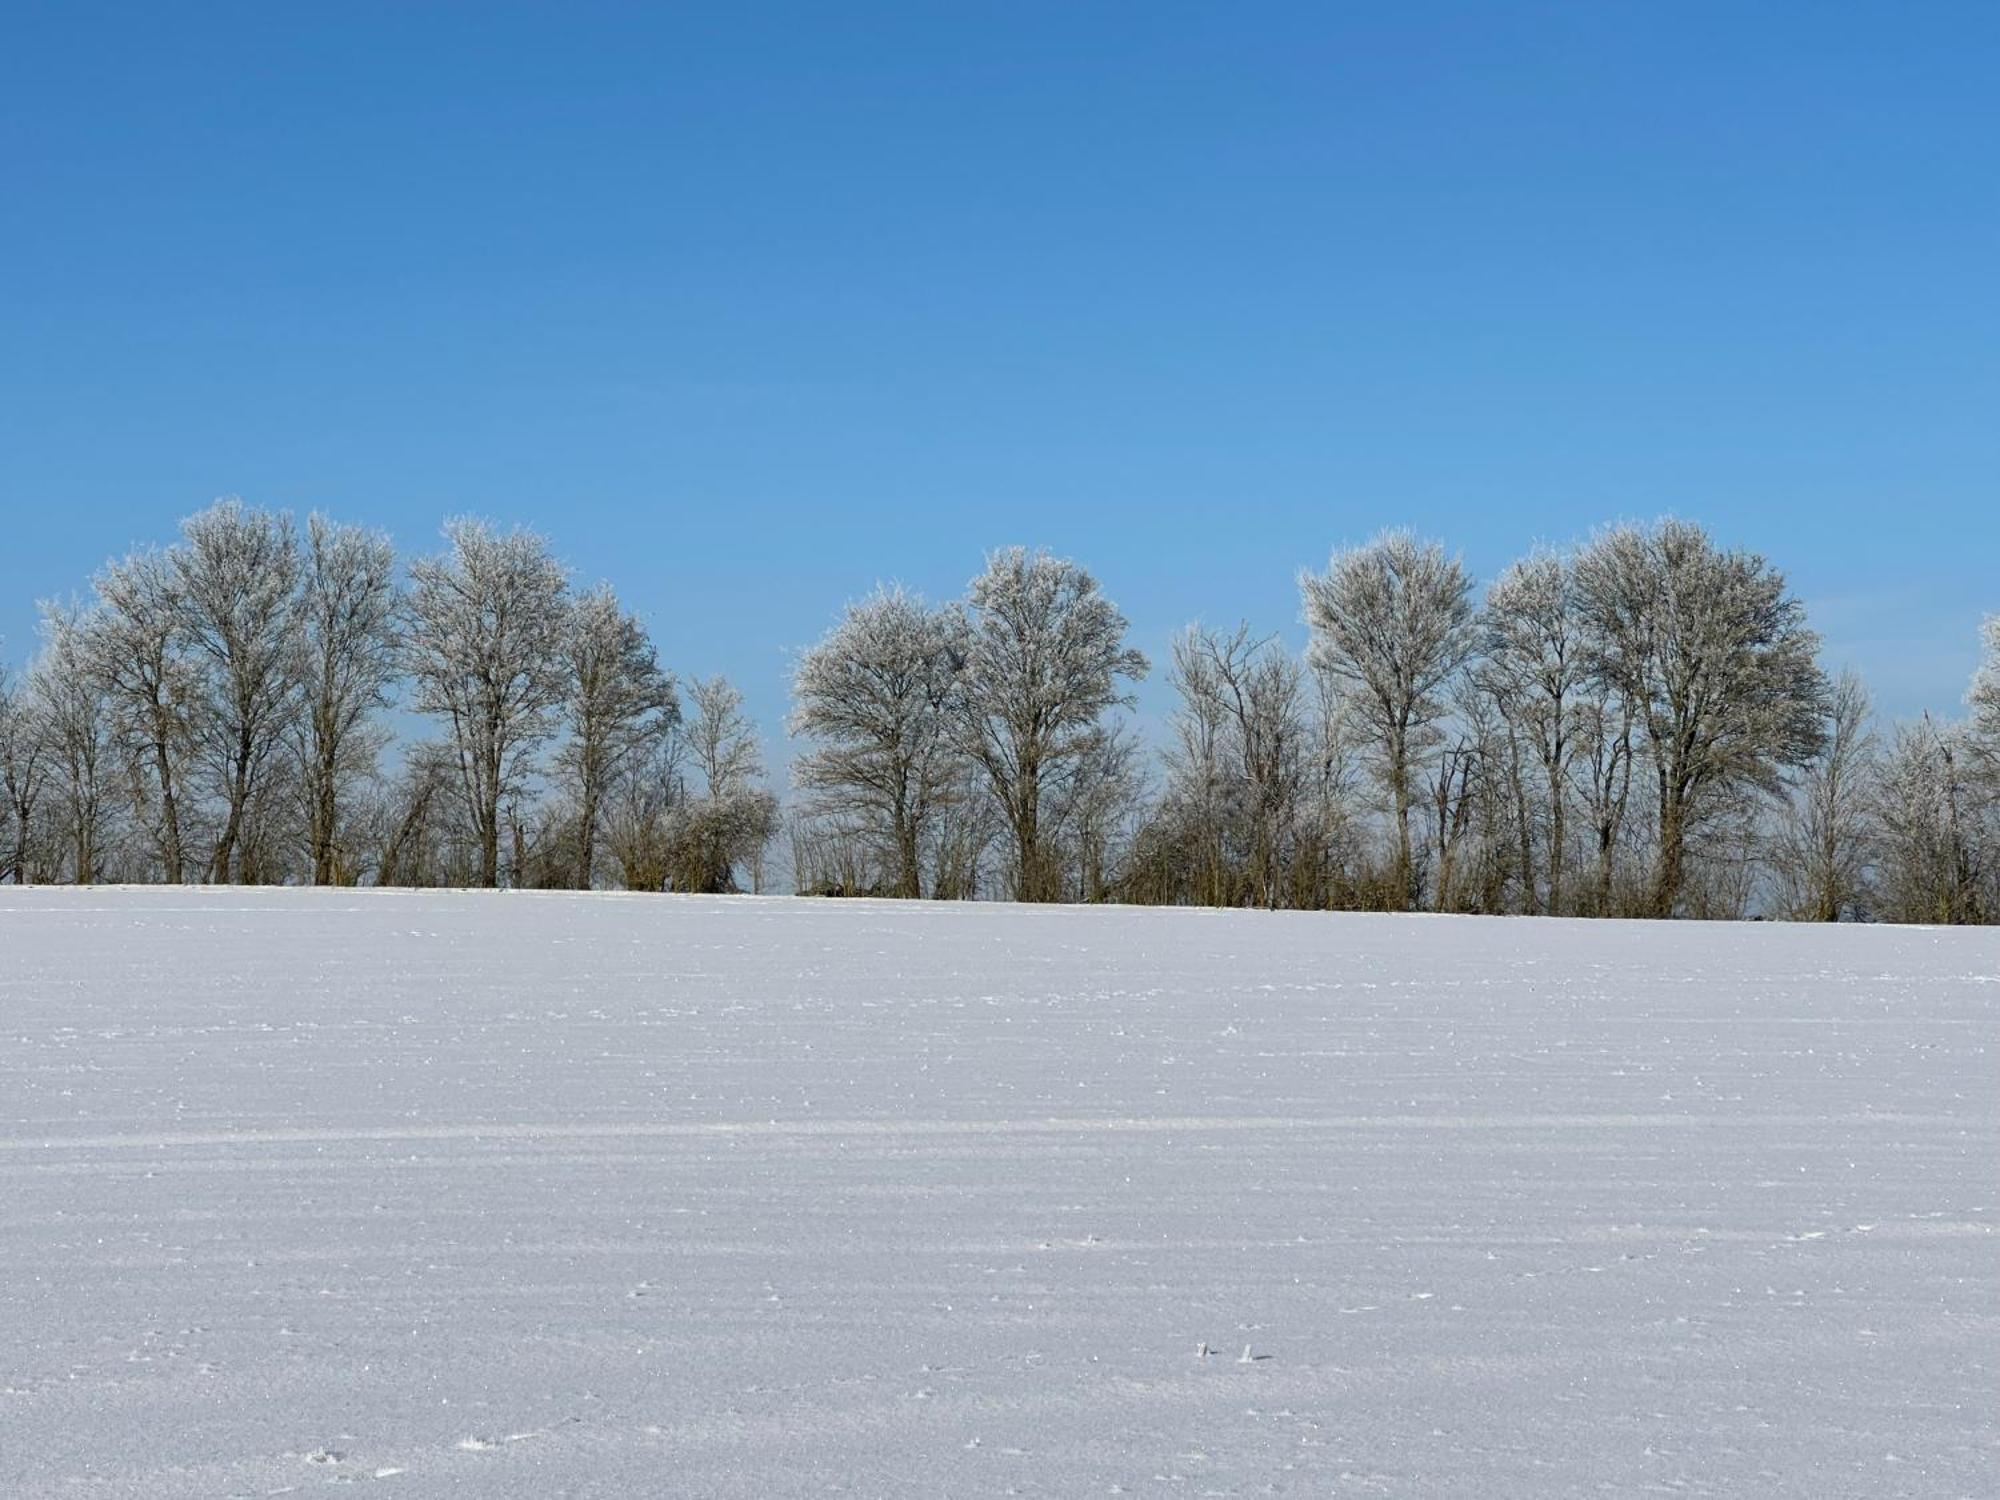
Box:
1 889 1994 1497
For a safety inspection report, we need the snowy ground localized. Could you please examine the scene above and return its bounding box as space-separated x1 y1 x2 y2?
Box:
1 889 1994 1497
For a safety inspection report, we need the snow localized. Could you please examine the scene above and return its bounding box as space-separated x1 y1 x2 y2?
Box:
1 888 1995 1497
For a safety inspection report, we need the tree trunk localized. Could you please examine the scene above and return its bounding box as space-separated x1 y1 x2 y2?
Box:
307 730 339 885
476 737 502 888
1546 787 1565 917
895 819 921 900
577 777 599 890
1391 771 1414 911
1653 794 1686 918
152 735 185 884
1012 762 1043 902
310 784 335 885
212 722 255 883
1509 750 1536 915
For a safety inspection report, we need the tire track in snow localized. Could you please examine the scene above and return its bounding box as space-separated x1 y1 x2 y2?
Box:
0 1109 1959 1153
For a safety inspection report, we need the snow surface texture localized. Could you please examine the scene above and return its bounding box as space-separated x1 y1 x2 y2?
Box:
1 889 1995 1498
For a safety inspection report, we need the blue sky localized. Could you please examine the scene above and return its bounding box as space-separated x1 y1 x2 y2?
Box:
4 2 1995 747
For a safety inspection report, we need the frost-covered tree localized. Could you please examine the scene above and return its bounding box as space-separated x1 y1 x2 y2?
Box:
29 604 116 884
1154 629 1234 906
1575 520 1829 917
1152 625 1309 908
786 807 876 898
1300 531 1475 909
0 662 50 884
1300 668 1367 908
602 734 688 894
1568 691 1639 915
1768 670 1877 921
1423 684 1504 913
173 500 302 883
1221 637 1310 908
954 549 1147 903
1048 721 1146 901
556 583 677 889
403 518 570 888
1873 715 1988 924
1478 550 1588 913
666 675 779 893
89 548 203 882
1968 616 2000 785
372 741 471 889
293 515 400 885
1868 624 2000 926
790 586 963 898
922 761 996 901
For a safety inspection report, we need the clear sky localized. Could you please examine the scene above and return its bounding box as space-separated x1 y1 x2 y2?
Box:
4 2 1995 749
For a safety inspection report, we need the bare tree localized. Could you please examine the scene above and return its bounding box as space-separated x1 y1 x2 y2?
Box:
90 548 203 882
173 500 302 882
403 518 570 887
954 548 1147 903
1575 520 1828 917
1301 531 1476 909
789 586 963 898
293 515 400 885
557 583 677 889
787 807 880 897
1768 670 1877 921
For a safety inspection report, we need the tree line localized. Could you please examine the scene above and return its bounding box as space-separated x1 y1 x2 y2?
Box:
1 507 776 895
2 500 1996 922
